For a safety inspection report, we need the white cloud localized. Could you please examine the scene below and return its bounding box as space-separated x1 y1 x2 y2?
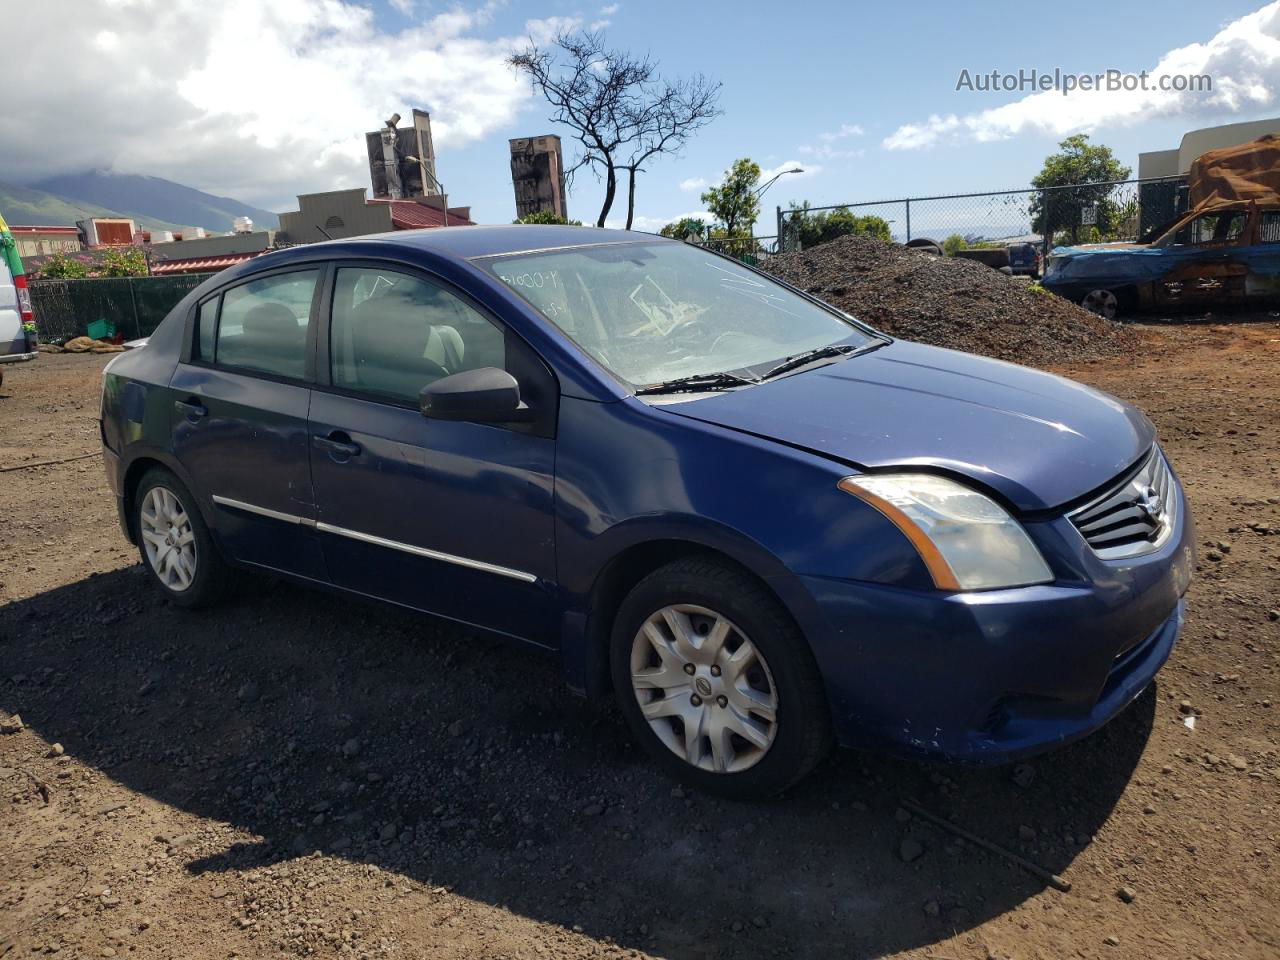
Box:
679 176 709 192
884 1 1280 150
590 3 619 29
818 122 864 141
0 0 574 209
797 122 864 161
759 160 820 182
388 0 416 16
605 210 712 232
798 143 865 161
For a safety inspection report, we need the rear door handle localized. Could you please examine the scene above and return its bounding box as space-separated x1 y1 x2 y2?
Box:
174 398 207 420
312 432 361 459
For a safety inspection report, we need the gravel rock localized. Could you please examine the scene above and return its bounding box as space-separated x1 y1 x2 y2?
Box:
1117 885 1136 903
1012 764 1036 788
765 235 1134 367
899 837 925 863
0 713 24 734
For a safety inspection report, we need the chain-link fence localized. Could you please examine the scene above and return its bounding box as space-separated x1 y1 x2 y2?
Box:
700 235 781 267
29 273 217 342
776 176 1189 255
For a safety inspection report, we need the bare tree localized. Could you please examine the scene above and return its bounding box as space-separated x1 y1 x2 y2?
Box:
619 75 721 229
509 31 720 228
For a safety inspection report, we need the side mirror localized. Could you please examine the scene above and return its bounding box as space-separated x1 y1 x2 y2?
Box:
419 367 532 423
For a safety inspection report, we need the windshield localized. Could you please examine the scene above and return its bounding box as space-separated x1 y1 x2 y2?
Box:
475 240 878 387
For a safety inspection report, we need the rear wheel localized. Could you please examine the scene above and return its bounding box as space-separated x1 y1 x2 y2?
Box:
134 468 229 608
610 557 832 798
1081 288 1121 320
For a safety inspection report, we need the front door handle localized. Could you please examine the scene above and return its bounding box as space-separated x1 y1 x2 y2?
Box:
312 432 361 459
174 398 208 420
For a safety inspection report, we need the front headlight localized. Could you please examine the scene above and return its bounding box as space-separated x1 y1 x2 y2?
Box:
838 473 1053 591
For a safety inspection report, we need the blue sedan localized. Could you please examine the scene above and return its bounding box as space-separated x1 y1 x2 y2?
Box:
99 226 1194 797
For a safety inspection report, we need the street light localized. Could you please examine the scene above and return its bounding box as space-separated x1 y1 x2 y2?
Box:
749 167 802 245
754 167 803 200
405 155 448 227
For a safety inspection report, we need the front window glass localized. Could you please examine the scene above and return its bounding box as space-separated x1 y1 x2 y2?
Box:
330 267 506 405
475 241 875 387
1169 210 1246 246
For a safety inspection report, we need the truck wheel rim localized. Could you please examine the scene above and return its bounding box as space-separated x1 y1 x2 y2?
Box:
1083 289 1119 320
630 604 778 773
140 486 197 592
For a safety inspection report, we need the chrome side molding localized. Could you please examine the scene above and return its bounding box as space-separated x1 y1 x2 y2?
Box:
211 495 538 584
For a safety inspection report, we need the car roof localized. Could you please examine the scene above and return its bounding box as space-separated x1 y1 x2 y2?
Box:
356 224 668 260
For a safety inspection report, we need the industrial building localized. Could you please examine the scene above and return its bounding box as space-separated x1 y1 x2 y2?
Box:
8 225 82 258
276 188 473 245
367 109 441 200
509 135 568 221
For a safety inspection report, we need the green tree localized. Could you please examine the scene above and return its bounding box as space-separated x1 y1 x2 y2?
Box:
38 252 91 279
942 233 967 256
1029 134 1131 245
658 216 706 240
513 210 583 225
701 158 761 238
786 203 891 248
98 247 149 277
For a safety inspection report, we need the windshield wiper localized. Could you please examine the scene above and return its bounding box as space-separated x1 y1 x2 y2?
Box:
760 343 861 381
634 371 758 396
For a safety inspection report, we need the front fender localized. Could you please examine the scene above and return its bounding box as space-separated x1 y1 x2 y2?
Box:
553 394 935 695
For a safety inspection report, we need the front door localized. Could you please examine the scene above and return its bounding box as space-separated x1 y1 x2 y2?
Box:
169 268 327 581
1153 207 1250 307
308 264 559 644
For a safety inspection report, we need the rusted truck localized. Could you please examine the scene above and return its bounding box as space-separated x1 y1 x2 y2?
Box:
1043 136 1280 318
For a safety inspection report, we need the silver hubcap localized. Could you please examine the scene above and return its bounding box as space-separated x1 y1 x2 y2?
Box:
140 486 197 592
630 604 778 774
1083 289 1119 320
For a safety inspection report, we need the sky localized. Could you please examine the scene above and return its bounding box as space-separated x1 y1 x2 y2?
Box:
3 0 1280 233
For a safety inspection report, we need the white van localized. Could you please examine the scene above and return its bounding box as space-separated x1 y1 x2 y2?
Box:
0 225 37 389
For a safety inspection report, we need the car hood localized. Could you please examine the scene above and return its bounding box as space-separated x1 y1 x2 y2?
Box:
658 340 1154 511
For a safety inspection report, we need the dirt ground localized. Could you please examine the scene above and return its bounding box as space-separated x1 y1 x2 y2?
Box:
1 325 1278 960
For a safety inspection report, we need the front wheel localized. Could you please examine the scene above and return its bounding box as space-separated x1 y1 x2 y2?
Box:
610 557 832 798
134 468 229 608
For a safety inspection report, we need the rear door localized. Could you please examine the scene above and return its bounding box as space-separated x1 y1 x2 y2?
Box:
307 262 559 644
168 267 328 580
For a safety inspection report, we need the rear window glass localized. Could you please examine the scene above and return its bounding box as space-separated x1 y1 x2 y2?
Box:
1260 212 1280 243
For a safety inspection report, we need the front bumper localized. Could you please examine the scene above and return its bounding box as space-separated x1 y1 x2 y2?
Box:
794 479 1194 765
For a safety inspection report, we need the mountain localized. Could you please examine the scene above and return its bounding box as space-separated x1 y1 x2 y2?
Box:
0 181 190 234
31 171 279 234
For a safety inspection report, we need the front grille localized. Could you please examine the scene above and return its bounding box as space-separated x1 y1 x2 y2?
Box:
1069 447 1176 560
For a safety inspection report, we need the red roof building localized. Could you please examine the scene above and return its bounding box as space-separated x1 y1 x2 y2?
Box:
149 251 266 275
277 188 473 244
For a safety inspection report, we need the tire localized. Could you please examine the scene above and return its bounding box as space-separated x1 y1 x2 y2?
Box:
133 468 229 608
610 556 832 798
1081 288 1123 321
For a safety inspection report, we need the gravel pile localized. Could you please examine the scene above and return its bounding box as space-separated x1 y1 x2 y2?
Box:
765 234 1134 367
